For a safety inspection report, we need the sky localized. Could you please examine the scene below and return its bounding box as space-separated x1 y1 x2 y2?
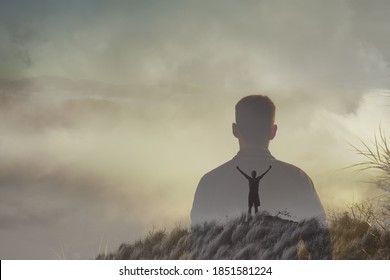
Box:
1 0 390 259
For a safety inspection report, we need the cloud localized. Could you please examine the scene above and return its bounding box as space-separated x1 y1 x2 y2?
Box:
1 0 388 92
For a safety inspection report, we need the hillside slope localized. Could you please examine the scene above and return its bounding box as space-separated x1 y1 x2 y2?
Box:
97 212 390 260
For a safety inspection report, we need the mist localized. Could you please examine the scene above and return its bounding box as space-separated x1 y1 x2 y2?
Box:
1 0 390 259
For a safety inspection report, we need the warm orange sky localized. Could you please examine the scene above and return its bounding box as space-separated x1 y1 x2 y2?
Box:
1 0 390 259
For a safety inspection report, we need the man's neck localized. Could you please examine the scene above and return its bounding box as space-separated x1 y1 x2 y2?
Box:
236 140 274 158
236 147 274 160
238 140 269 151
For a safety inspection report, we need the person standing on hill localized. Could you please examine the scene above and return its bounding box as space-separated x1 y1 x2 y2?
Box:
237 165 272 216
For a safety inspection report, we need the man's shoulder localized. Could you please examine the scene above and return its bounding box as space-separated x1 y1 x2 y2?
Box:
198 153 314 195
202 158 309 179
199 158 236 181
274 159 313 179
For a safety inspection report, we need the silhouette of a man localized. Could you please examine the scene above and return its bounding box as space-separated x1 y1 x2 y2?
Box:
191 95 332 259
191 95 327 225
237 165 272 215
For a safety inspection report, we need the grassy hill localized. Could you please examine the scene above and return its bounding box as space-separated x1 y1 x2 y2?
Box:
97 211 390 260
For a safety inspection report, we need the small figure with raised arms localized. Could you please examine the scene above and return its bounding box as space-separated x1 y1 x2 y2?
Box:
237 165 272 219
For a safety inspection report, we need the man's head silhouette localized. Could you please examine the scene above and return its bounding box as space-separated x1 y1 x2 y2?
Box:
251 170 257 178
232 95 278 150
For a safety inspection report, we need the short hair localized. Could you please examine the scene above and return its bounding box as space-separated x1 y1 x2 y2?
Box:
235 95 275 142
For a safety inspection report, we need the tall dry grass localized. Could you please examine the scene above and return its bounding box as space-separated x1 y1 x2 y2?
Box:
349 128 390 209
97 209 390 260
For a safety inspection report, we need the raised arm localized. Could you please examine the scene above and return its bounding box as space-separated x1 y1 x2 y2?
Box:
259 165 272 179
236 166 251 180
